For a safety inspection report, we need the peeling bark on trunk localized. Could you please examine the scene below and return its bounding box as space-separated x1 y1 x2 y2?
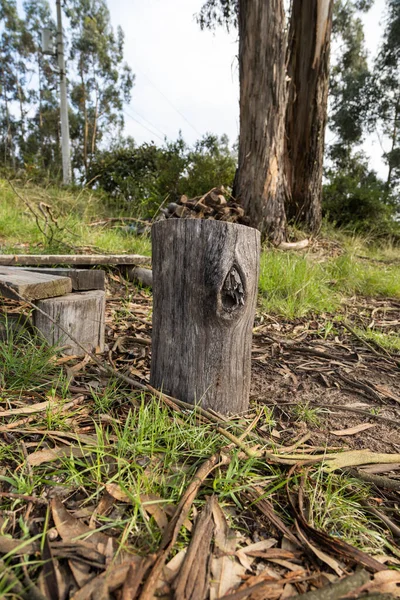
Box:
234 0 288 245
285 0 333 233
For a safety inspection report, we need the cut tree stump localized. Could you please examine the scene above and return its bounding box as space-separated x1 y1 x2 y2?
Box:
150 219 260 415
0 267 72 300
33 290 105 356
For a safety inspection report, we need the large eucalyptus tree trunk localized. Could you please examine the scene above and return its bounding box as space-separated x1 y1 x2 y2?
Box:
234 0 288 245
285 0 334 233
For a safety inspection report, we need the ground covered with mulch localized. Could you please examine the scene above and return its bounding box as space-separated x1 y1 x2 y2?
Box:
0 269 399 599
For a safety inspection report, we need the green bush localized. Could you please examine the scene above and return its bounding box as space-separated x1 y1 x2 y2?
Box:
87 134 237 217
323 152 398 235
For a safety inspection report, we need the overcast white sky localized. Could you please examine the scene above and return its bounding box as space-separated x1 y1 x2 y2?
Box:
108 0 239 148
106 0 389 177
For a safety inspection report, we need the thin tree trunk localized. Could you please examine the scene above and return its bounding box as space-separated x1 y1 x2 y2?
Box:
80 64 88 176
91 85 99 160
285 0 334 233
234 0 288 245
17 77 26 156
386 98 399 189
38 54 43 151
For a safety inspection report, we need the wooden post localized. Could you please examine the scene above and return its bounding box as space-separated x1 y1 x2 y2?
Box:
150 220 260 415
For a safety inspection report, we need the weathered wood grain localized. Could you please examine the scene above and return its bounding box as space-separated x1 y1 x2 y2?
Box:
0 267 72 300
33 290 105 356
13 267 105 291
150 220 260 415
0 254 150 266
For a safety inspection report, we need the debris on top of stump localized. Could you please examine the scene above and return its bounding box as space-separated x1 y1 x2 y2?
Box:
158 186 250 225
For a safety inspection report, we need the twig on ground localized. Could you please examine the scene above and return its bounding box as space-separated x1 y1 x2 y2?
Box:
344 467 400 491
358 499 400 538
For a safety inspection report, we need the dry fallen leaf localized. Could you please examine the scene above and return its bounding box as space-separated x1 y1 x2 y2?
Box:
236 538 277 570
356 570 400 597
330 423 376 436
105 483 131 503
28 446 86 466
140 494 169 532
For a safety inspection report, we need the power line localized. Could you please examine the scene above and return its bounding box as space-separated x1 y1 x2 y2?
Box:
123 109 165 143
137 68 202 137
129 107 169 140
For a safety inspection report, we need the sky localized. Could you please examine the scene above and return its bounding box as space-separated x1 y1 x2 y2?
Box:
107 0 389 178
108 0 239 147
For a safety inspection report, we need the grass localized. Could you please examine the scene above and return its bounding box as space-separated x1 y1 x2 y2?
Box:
307 471 388 554
0 321 61 391
258 249 400 318
292 402 322 427
354 327 400 353
0 309 396 591
0 179 151 257
2 178 400 319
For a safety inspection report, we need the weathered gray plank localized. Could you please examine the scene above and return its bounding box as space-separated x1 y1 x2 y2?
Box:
0 267 72 301
0 254 150 266
13 268 105 291
150 220 260 415
33 290 105 356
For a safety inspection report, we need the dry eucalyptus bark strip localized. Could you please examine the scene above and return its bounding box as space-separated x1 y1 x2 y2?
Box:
173 495 215 600
138 451 230 600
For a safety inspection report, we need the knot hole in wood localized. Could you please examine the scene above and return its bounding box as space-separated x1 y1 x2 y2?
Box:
221 265 245 312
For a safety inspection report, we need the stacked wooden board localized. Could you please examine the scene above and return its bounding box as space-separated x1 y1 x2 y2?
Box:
0 266 106 356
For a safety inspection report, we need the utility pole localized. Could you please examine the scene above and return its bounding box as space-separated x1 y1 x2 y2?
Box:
56 0 71 184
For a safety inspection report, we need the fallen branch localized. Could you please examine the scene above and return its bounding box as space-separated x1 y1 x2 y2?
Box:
291 570 371 600
344 467 400 492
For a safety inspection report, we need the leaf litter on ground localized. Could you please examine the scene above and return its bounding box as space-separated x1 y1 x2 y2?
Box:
0 276 400 598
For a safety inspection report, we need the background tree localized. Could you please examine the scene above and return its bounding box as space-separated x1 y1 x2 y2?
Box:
328 0 372 170
23 0 60 175
198 0 336 241
234 0 287 243
65 0 134 177
371 0 400 190
0 0 34 168
285 0 334 233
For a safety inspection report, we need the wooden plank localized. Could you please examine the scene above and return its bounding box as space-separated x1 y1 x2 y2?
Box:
0 267 72 301
0 254 150 266
13 268 105 291
150 220 260 415
33 290 105 356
